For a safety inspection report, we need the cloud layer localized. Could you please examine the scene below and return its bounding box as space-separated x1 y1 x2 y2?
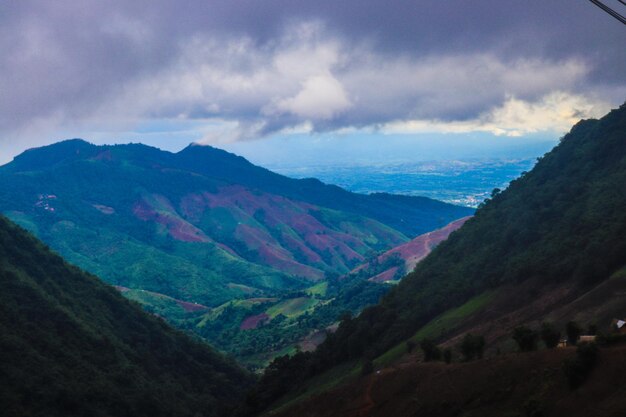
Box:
1 0 625 150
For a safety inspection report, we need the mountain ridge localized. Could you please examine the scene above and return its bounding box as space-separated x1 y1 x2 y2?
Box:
7 138 472 238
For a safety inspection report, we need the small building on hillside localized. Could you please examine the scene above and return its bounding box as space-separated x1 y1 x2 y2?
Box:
579 335 597 343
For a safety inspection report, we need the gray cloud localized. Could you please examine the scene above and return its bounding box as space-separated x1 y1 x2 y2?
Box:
1 0 625 149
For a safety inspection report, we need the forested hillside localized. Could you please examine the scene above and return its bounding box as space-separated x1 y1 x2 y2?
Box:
0 140 471 304
0 215 252 417
251 104 626 413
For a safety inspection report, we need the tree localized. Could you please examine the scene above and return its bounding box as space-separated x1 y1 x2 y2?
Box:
587 324 598 336
361 359 374 376
566 321 582 345
513 326 538 352
406 340 416 353
420 338 441 362
460 333 485 361
443 348 452 364
541 322 561 349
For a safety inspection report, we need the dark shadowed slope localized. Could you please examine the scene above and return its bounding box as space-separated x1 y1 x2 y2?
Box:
0 215 252 417
272 346 626 417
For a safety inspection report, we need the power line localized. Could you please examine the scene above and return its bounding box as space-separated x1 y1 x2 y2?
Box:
588 0 626 24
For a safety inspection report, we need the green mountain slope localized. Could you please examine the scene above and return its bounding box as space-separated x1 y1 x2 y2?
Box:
252 104 626 412
0 140 471 364
0 141 471 306
0 215 252 417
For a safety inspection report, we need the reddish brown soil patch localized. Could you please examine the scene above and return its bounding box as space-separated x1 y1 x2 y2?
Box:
299 329 329 352
176 300 210 312
240 313 270 330
133 197 210 243
368 267 399 283
353 216 471 281
236 223 323 279
178 186 406 275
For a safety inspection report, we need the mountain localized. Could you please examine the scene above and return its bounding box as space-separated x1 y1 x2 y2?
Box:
251 104 626 414
0 215 252 417
0 140 472 365
0 140 471 301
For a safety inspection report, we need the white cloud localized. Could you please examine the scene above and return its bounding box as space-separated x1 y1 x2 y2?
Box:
382 92 612 136
269 74 351 119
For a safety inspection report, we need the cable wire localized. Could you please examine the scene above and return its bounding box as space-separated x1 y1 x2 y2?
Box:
588 0 626 24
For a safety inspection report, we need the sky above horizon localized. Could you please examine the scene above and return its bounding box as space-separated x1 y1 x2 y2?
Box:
1 0 625 165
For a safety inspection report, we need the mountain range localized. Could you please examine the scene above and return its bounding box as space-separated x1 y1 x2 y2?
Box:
0 140 472 366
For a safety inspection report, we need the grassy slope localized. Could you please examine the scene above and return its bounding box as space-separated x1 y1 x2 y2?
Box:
271 345 626 417
374 291 495 367
266 298 321 319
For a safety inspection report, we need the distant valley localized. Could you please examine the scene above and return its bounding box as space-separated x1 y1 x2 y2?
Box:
271 158 538 207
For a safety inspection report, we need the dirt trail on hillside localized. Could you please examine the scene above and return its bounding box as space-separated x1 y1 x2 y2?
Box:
349 366 404 417
341 372 378 417
360 375 376 416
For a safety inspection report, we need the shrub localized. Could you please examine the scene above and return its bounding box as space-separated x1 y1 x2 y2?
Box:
566 321 582 345
540 322 560 349
460 333 485 361
513 326 538 352
420 338 441 362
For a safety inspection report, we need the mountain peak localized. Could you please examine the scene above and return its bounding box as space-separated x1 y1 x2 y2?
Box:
178 141 251 163
9 138 98 170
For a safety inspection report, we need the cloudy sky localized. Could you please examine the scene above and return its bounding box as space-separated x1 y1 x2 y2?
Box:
1 0 625 165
